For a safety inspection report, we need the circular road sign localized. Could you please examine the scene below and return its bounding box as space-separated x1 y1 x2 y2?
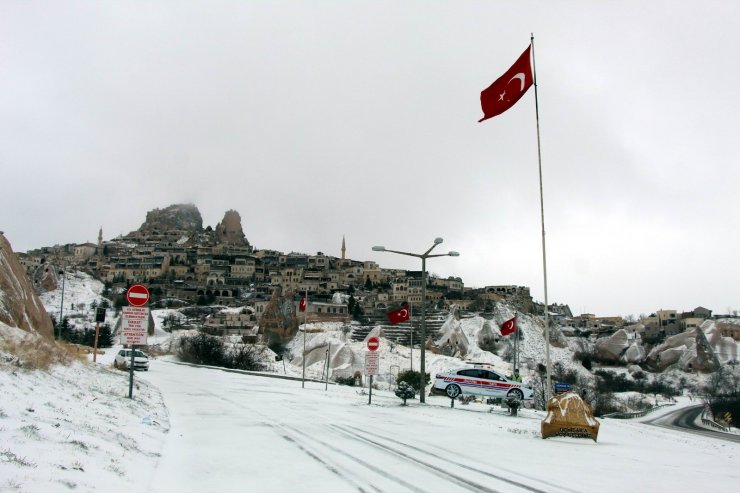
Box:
126 284 150 307
367 336 380 351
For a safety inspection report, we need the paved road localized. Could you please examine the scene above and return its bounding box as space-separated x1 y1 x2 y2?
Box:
643 404 740 443
140 360 575 493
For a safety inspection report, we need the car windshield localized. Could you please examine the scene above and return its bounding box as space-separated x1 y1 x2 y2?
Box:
123 350 147 357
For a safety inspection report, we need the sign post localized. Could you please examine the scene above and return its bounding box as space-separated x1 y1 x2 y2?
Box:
124 285 149 399
93 307 106 363
366 337 379 404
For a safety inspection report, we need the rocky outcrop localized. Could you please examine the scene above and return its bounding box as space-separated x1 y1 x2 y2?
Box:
434 314 469 357
136 204 203 233
595 329 645 364
0 233 54 338
645 327 720 372
702 320 738 364
215 210 250 246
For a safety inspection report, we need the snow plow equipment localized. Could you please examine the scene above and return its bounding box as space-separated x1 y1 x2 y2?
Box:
541 391 600 442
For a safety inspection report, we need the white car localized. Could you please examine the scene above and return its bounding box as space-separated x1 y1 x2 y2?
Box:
433 367 533 400
114 349 150 371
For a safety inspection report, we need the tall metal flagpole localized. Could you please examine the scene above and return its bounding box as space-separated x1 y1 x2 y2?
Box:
531 33 552 400
409 302 413 371
301 290 307 388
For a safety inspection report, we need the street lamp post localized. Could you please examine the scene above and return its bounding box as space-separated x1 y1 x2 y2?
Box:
372 238 459 403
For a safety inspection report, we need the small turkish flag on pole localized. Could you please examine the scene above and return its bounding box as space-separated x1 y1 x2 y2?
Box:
500 316 517 336
299 294 306 312
479 45 533 122
387 304 411 325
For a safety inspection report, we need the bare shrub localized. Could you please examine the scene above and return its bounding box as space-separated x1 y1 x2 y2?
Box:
0 337 85 371
228 343 269 371
177 332 270 371
0 449 36 468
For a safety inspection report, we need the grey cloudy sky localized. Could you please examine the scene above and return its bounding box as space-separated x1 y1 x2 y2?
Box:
2 1 739 318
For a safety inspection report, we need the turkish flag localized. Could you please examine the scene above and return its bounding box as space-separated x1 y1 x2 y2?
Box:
500 316 517 336
299 295 306 312
479 45 533 122
387 305 411 325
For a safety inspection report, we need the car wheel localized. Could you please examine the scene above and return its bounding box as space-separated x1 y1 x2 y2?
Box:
113 360 118 369
508 389 524 400
446 384 462 399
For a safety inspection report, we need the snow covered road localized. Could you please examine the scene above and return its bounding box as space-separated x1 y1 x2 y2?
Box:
139 360 739 493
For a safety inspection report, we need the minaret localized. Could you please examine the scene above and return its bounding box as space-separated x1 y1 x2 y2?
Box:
341 235 346 260
98 227 103 247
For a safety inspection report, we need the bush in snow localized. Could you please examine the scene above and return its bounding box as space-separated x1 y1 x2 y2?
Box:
178 332 227 366
229 343 269 371
177 332 270 371
395 381 416 405
334 376 356 386
396 369 430 392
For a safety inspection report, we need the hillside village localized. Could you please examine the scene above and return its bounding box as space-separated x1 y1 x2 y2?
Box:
14 203 740 355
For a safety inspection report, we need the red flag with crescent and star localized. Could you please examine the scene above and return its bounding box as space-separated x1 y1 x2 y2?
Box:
299 294 306 312
387 305 411 325
500 316 517 336
478 45 533 123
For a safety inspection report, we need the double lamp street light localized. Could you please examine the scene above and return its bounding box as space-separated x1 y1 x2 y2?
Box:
372 238 459 404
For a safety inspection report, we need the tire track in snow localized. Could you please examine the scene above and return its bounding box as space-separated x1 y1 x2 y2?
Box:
333 424 579 493
199 389 384 493
280 423 427 493
274 428 377 493
331 424 508 493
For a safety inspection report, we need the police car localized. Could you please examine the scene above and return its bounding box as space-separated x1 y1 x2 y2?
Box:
433 367 533 400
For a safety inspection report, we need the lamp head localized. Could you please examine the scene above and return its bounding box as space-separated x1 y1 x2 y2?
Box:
448 251 460 257
372 246 386 252
434 237 443 244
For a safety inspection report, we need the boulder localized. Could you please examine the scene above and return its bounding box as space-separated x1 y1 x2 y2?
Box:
541 391 600 442
645 327 720 372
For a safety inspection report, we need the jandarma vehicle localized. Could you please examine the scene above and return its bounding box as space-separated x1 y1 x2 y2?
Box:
114 349 150 371
433 367 533 400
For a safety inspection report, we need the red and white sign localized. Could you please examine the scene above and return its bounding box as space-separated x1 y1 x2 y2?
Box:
367 336 380 351
126 284 150 307
121 306 149 345
365 351 379 375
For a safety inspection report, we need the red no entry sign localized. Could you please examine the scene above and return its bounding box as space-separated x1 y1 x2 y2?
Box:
367 336 380 351
126 284 150 307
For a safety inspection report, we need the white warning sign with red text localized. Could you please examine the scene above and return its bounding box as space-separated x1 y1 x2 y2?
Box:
121 306 149 345
365 351 379 375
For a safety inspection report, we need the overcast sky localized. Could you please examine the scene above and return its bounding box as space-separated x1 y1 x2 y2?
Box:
2 1 739 318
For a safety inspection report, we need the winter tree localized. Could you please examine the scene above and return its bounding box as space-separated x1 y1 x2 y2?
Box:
395 381 416 406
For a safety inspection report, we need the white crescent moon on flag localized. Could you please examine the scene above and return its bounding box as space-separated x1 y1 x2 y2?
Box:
508 73 526 92
400 309 408 318
503 321 512 330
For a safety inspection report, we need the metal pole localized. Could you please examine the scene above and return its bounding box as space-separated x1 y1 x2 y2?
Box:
368 375 373 405
302 290 307 388
531 33 552 399
420 257 427 404
325 343 330 391
93 322 100 363
514 312 519 370
57 263 66 340
409 303 413 371
128 345 135 398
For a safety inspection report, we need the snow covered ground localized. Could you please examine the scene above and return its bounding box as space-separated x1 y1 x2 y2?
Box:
2 332 738 493
2 272 737 491
0 324 168 493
